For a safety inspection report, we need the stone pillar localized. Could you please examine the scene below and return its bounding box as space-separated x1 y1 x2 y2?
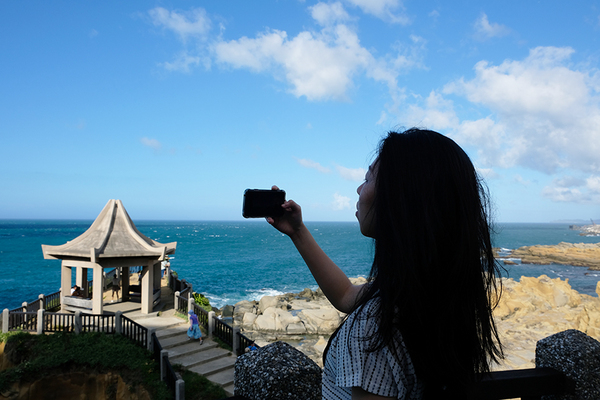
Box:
38 294 45 310
233 326 241 356
121 266 130 301
37 309 44 335
2 309 9 333
148 328 156 351
60 263 71 306
74 311 82 334
188 297 195 314
208 311 215 339
115 311 122 334
75 266 88 298
161 350 169 381
141 261 155 314
175 378 185 400
92 265 104 314
174 291 180 312
153 262 161 291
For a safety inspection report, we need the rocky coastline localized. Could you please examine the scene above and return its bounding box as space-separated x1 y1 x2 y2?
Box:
503 242 600 270
228 268 600 371
570 223 600 237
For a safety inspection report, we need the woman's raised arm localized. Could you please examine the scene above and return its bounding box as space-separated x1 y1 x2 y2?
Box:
267 187 364 313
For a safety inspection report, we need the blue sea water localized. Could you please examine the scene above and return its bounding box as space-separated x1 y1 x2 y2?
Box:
0 220 598 310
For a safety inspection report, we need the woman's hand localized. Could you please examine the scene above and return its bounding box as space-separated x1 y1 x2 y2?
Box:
266 185 304 238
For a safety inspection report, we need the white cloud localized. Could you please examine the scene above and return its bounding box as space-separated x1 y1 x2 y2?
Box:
473 13 510 40
148 7 211 42
344 0 409 24
542 175 600 203
310 2 350 26
513 174 532 186
398 46 600 205
214 25 375 101
149 5 422 102
336 165 366 181
332 192 352 210
295 158 331 173
141 137 162 150
160 51 201 72
444 46 600 175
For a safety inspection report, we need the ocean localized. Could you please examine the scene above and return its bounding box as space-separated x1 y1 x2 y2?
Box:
1 220 599 311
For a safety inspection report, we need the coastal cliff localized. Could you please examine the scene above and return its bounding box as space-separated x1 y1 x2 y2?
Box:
509 242 600 269
233 275 600 371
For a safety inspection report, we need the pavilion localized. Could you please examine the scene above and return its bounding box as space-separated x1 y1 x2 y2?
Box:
41 199 177 315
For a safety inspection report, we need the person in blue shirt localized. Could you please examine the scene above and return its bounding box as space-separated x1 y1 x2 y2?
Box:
187 310 203 345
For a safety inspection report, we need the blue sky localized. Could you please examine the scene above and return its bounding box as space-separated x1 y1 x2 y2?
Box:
1 1 599 223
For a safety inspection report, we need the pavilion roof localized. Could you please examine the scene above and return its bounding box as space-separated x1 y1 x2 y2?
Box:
42 199 176 262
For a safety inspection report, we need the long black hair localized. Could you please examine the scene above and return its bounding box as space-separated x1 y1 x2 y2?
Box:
327 128 503 397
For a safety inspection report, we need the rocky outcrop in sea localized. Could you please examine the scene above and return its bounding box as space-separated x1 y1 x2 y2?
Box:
508 242 600 270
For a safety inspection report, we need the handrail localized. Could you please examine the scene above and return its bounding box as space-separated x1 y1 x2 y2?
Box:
213 315 233 348
82 314 115 333
43 312 74 333
45 291 61 311
7 311 37 332
237 331 258 355
194 304 209 330
121 315 148 348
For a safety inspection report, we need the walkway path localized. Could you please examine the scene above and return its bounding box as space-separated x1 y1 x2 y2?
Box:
104 281 236 396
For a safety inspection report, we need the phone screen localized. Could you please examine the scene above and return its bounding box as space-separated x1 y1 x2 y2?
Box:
242 189 286 218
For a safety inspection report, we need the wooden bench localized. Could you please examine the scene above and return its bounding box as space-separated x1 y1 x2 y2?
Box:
62 296 93 313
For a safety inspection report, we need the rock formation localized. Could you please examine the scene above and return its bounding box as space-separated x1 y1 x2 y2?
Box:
234 341 322 400
232 275 600 371
509 242 600 269
536 329 600 399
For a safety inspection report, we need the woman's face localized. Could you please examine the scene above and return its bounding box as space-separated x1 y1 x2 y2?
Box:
356 162 377 238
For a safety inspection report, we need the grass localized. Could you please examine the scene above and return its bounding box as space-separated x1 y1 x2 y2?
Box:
0 331 231 399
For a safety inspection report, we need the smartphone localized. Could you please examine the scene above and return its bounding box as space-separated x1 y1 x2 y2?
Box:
242 189 286 218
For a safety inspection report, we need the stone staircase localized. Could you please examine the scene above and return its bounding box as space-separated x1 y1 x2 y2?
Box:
113 282 238 397
153 317 237 396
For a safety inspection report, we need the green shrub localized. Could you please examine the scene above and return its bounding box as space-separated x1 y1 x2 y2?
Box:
193 292 212 313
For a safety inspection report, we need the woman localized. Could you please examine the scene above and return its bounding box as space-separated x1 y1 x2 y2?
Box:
268 129 503 399
187 310 203 344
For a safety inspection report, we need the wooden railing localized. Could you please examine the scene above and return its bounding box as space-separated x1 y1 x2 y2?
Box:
43 312 74 333
237 331 258 355
213 316 233 348
193 303 209 330
8 311 37 332
151 332 180 396
82 314 115 334
45 291 61 311
121 315 148 348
